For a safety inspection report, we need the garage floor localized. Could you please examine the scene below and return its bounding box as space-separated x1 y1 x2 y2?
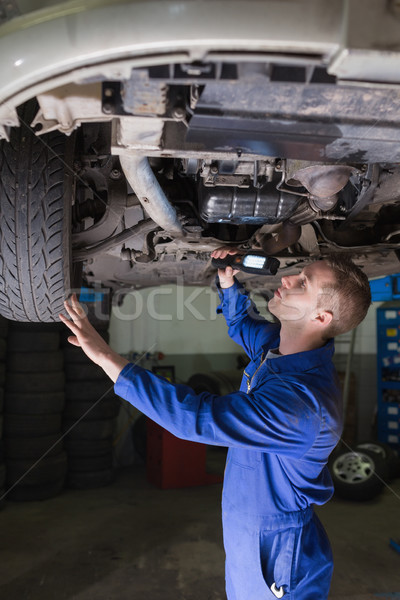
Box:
0 453 399 600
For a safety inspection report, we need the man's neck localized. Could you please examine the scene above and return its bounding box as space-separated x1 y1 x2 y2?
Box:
278 324 325 355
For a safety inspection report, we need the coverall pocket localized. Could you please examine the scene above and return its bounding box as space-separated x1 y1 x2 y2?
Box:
230 448 262 470
258 527 296 598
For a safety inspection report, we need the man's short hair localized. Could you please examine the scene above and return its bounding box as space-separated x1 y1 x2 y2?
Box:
317 254 372 339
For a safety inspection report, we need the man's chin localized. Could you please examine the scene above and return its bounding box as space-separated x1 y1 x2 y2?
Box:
267 298 278 317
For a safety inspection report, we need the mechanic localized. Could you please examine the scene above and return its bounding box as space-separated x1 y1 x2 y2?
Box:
60 249 371 600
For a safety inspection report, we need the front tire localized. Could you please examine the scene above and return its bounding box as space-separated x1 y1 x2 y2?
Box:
0 101 75 322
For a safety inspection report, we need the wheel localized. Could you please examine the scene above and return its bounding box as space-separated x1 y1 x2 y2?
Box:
64 438 113 457
6 371 65 393
65 379 114 402
4 434 64 459
0 316 9 338
0 462 5 509
63 418 115 440
7 478 65 502
356 440 400 481
7 330 60 352
329 446 389 501
67 468 114 489
132 414 147 460
7 351 64 373
4 391 65 415
0 101 77 322
3 414 62 438
0 339 6 360
6 451 67 486
64 362 108 381
63 397 120 421
68 452 113 473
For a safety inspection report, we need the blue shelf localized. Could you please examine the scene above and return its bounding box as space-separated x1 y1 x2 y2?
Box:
379 381 400 389
377 302 400 451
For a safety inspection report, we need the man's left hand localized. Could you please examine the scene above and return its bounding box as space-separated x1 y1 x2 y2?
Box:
60 294 128 382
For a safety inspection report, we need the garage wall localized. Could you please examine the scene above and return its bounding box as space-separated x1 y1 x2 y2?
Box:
109 285 243 357
334 303 380 441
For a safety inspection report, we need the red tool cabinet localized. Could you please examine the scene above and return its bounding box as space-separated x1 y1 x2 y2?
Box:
146 420 223 489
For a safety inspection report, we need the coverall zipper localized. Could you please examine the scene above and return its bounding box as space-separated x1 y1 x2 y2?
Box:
245 353 266 393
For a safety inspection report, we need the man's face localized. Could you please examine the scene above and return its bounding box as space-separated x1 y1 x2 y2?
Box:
268 261 336 324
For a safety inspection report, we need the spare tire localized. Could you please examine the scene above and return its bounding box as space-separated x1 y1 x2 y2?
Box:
0 316 9 338
65 379 114 402
0 100 77 322
6 452 67 486
6 371 65 393
4 391 65 415
355 440 400 481
4 413 62 438
63 397 120 421
329 446 389 501
5 434 64 459
65 362 108 381
7 351 64 373
63 418 115 440
7 478 64 502
64 438 112 457
0 462 6 510
67 468 114 489
7 331 60 353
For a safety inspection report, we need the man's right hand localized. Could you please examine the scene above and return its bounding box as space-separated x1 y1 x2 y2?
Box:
211 247 241 289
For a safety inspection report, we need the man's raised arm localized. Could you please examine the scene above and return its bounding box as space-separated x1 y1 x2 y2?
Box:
211 248 279 360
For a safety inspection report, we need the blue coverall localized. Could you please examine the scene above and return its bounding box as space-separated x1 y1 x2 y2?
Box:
114 278 343 599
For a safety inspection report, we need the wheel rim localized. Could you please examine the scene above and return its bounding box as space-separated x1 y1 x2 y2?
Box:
332 451 376 484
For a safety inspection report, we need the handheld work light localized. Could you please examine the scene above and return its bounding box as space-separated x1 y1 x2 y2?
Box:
211 252 280 276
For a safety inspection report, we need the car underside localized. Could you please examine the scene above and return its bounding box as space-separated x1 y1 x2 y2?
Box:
1 0 400 321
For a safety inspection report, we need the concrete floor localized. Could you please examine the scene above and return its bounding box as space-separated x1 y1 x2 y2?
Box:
0 455 399 600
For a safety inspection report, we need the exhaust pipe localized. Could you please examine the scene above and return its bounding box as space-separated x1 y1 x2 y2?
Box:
119 156 185 237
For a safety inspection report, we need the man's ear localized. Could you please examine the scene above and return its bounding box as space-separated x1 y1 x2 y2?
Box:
313 310 333 327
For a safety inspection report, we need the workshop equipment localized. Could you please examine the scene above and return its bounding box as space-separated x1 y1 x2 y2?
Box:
376 302 400 450
146 422 222 489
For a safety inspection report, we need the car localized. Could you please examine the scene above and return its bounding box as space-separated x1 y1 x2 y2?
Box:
1 0 400 322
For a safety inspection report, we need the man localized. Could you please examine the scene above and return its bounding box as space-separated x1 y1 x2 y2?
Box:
60 250 371 600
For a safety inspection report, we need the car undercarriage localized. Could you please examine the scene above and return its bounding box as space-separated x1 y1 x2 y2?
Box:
1 0 400 320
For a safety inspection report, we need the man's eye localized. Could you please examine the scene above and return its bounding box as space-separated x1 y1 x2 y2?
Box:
300 279 306 288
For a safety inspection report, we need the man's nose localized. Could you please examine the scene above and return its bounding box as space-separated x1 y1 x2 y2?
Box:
281 275 291 288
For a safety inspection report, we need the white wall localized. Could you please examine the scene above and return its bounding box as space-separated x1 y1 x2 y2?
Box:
109 285 243 355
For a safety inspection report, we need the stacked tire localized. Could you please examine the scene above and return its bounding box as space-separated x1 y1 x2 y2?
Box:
62 327 120 489
4 323 67 501
0 316 8 509
328 440 400 501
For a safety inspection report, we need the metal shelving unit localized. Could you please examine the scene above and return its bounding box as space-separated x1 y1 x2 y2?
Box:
370 276 400 451
376 302 400 449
